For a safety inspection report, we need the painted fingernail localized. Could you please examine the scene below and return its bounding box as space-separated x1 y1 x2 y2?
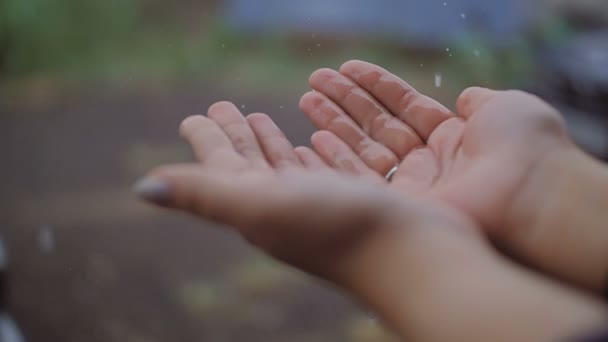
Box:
133 177 172 206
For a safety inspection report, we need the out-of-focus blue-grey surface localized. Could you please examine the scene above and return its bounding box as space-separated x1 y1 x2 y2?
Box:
222 0 535 47
0 314 24 342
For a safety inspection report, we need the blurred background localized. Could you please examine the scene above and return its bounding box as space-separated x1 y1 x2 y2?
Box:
1 0 607 341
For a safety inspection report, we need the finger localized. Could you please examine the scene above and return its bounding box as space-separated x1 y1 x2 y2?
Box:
135 164 389 239
456 87 499 119
311 130 381 180
207 101 265 161
134 163 267 226
246 113 301 169
294 146 328 170
179 115 242 164
339 60 454 140
309 68 423 158
300 91 399 175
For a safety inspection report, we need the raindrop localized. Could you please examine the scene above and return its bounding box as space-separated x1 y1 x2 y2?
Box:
434 73 443 88
221 43 226 49
443 2 447 6
445 48 450 52
279 105 284 109
474 49 481 57
241 105 246 109
317 43 321 47
37 225 55 253
461 13 467 19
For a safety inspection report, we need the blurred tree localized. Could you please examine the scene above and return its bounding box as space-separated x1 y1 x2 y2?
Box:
0 0 140 77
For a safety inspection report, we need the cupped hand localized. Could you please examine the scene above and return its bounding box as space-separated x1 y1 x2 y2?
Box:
298 60 604 287
301 60 571 231
134 101 478 280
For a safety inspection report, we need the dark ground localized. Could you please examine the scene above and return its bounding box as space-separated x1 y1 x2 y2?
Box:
0 83 398 341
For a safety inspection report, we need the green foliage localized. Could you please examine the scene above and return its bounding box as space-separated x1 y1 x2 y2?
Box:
0 0 139 76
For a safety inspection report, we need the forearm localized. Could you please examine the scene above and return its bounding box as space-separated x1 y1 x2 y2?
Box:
336 214 607 341
508 147 608 291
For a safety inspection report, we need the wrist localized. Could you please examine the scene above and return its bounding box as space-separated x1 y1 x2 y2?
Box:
329 204 486 336
331 204 607 341
506 146 608 291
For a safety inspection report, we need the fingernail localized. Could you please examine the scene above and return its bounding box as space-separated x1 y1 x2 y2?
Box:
133 177 172 206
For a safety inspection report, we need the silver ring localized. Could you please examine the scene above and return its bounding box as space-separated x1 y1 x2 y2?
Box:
385 166 399 182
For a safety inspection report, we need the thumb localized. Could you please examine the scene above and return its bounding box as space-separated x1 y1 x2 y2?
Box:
133 163 269 226
456 87 499 119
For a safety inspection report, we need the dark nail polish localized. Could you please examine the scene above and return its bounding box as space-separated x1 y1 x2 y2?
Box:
133 177 172 206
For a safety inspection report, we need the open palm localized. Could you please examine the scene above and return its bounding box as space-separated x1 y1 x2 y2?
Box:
299 60 573 235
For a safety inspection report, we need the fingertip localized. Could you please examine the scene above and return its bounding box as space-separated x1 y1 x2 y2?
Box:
294 146 314 160
294 146 318 158
310 130 334 145
246 112 272 125
456 87 496 119
310 130 342 153
339 59 368 75
133 163 189 207
207 101 240 119
309 68 335 87
133 176 172 207
299 91 323 112
179 115 208 139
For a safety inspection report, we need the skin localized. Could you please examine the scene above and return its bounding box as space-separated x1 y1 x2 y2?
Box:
298 60 608 292
137 102 607 341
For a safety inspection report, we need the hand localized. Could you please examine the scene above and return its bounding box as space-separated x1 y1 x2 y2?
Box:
133 101 477 280
136 101 607 341
300 60 608 290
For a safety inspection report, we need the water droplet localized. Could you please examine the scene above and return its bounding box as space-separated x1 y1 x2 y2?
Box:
445 48 450 52
443 2 448 6
461 13 467 19
434 73 443 88
317 43 321 47
474 49 481 57
241 105 246 109
279 105 284 109
420 64 424 67
37 225 55 253
221 43 226 48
